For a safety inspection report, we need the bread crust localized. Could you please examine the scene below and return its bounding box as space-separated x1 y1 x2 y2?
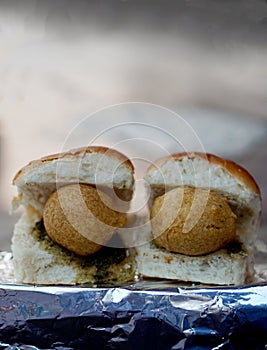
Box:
146 152 260 195
13 146 134 185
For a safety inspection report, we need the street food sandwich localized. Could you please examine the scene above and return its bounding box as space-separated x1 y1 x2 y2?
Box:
136 153 262 285
11 146 135 285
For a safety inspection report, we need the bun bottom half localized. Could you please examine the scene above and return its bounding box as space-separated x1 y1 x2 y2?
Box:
11 212 135 285
134 218 255 286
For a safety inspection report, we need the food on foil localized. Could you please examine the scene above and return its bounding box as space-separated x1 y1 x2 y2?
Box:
136 152 262 285
11 146 135 285
3 146 267 349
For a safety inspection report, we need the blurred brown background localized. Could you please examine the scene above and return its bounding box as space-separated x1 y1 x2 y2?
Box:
0 0 267 250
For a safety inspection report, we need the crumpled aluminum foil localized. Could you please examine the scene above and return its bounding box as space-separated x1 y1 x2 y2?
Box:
0 252 267 350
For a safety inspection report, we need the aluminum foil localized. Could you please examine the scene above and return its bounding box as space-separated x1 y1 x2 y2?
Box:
0 252 267 350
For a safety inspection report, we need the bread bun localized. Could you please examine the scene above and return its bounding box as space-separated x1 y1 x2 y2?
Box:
11 146 135 285
151 186 236 256
12 146 134 215
136 152 262 285
135 215 254 285
43 184 127 256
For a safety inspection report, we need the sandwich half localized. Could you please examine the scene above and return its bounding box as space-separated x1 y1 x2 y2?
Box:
136 152 262 285
11 146 136 285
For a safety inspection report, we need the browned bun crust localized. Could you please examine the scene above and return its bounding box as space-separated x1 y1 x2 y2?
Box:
146 152 260 195
13 146 134 185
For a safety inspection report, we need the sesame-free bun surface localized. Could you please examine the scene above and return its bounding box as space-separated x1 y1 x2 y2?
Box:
146 152 260 194
43 184 127 256
12 146 134 215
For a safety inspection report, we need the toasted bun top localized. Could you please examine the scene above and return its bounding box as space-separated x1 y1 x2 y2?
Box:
13 146 134 184
144 152 262 252
12 146 134 214
146 152 260 194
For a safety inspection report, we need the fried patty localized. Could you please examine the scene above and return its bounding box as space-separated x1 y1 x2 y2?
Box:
43 184 126 256
151 186 237 256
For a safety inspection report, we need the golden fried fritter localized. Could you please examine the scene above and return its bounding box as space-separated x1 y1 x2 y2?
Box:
43 184 126 256
151 186 236 256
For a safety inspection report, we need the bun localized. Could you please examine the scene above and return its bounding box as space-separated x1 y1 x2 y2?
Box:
12 146 134 215
11 146 135 285
136 216 254 285
136 152 261 285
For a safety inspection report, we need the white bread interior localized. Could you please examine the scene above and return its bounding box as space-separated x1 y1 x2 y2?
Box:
135 216 254 285
12 210 135 285
136 152 261 285
12 146 134 215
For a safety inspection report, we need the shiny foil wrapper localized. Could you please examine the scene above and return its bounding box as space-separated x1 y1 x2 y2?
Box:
0 252 267 350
